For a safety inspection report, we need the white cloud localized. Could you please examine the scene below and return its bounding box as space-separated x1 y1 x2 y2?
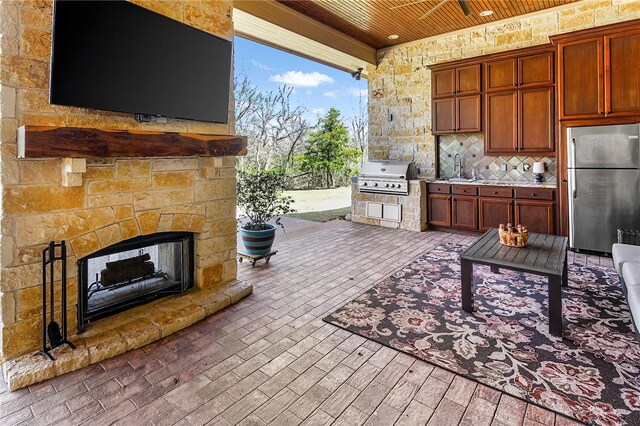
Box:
312 108 325 115
347 87 368 97
250 60 272 71
323 90 339 99
269 71 334 87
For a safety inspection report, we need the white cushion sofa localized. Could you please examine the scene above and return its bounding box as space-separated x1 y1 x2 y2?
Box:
612 243 640 327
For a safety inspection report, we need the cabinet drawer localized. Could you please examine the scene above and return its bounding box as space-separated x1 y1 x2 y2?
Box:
428 183 451 194
515 188 555 201
479 186 512 198
452 185 478 196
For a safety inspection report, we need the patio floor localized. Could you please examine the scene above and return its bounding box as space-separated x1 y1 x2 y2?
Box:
1 221 610 425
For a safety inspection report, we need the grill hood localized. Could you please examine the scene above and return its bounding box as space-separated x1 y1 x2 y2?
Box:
359 161 416 179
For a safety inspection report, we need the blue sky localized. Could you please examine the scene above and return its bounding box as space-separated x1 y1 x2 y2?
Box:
234 36 367 124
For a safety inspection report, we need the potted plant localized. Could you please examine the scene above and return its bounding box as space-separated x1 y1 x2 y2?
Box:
236 169 294 256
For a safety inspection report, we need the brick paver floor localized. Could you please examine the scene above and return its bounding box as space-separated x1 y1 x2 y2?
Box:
1 221 608 425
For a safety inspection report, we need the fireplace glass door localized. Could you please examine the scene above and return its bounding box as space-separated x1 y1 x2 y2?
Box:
77 232 194 332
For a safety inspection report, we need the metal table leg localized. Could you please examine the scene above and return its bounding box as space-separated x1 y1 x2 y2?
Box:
461 258 474 312
549 274 563 336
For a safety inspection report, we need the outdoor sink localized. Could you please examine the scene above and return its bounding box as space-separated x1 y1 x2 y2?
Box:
441 177 478 183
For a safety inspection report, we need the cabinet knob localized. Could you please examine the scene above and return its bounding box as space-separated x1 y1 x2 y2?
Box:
493 191 498 194
531 193 536 196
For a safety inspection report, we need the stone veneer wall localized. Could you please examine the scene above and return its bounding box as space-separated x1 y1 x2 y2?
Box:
366 0 640 177
0 0 239 361
351 180 427 232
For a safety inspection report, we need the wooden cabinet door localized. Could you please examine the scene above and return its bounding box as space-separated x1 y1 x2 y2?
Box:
456 95 481 133
433 98 456 134
452 196 479 230
433 68 456 98
479 198 513 232
605 30 640 117
485 91 518 154
485 58 517 92
518 52 553 88
558 37 604 119
428 194 451 227
518 87 554 154
456 64 481 95
514 200 555 235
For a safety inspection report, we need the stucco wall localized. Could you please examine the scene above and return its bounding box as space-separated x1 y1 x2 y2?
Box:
366 0 640 177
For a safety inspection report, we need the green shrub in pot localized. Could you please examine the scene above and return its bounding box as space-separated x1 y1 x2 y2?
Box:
237 169 294 255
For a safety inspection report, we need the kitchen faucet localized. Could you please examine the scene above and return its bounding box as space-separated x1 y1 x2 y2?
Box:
454 153 464 179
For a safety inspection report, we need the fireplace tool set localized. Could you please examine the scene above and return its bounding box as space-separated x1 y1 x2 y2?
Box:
38 241 75 361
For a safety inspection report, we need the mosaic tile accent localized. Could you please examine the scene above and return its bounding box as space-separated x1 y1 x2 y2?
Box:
439 133 557 183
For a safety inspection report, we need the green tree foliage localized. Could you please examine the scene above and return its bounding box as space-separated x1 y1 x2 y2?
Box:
295 108 361 188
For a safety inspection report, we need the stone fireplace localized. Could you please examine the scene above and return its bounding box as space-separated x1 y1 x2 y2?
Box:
0 0 251 390
77 231 195 332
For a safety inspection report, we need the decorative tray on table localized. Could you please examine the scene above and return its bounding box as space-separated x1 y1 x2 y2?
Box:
498 223 529 248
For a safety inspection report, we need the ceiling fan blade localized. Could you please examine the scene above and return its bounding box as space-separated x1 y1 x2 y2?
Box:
389 0 430 11
419 0 449 20
457 0 472 16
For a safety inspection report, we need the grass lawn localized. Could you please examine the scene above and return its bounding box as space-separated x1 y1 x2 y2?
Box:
285 207 351 223
283 187 351 213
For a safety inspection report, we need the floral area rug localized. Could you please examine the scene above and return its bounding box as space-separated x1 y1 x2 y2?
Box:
324 243 640 426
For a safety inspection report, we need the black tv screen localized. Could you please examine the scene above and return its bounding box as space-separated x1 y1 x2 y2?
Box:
50 0 232 123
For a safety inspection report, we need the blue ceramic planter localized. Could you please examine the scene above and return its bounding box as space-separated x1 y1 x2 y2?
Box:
240 224 276 256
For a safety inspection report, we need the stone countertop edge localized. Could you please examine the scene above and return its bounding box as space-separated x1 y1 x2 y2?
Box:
412 178 557 189
351 176 557 189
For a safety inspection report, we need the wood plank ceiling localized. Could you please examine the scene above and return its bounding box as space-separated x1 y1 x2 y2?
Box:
276 0 578 49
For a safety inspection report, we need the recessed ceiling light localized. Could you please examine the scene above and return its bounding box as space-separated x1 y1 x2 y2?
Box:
388 34 399 40
479 10 494 17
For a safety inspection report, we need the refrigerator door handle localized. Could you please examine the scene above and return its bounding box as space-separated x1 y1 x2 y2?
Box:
571 168 577 199
570 137 577 169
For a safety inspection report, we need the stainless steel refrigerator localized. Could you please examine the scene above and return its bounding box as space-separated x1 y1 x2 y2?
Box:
567 124 640 254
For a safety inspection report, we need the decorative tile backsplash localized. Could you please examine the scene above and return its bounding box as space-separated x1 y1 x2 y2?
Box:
439 133 557 183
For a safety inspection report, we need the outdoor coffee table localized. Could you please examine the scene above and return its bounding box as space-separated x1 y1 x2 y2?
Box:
460 228 568 336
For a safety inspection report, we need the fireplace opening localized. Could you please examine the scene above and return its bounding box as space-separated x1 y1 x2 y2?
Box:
77 232 194 332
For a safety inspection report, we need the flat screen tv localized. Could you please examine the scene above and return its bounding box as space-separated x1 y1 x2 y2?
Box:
50 0 232 124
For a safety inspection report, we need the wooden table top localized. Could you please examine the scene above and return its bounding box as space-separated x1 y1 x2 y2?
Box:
461 229 568 276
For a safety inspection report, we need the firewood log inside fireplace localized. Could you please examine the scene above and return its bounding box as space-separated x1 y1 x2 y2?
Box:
100 253 156 286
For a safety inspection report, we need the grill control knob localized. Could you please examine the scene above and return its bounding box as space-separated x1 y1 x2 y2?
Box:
391 184 396 188
363 182 368 186
374 183 378 187
385 183 390 187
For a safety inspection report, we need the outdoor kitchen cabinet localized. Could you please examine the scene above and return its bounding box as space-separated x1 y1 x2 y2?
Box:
485 49 555 156
485 52 553 92
479 198 513 232
433 95 481 135
485 86 554 156
452 195 479 230
431 63 482 135
432 64 481 98
514 188 555 234
553 22 640 120
428 193 452 227
427 184 556 235
514 200 555 235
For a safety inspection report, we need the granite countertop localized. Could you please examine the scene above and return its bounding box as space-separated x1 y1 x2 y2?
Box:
416 177 557 189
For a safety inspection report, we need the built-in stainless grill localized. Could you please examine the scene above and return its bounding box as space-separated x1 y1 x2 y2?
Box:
357 161 416 195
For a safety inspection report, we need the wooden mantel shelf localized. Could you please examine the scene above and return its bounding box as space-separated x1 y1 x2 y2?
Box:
17 126 248 158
